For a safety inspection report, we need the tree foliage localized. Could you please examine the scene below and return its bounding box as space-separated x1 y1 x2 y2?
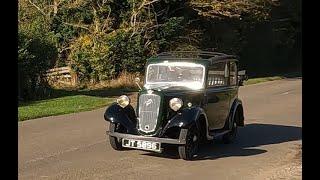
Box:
189 0 278 20
18 0 301 99
18 30 58 100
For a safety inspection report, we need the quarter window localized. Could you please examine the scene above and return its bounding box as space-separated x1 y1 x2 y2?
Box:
207 62 228 87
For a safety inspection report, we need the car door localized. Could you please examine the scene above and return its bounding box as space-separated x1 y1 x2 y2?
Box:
204 61 232 130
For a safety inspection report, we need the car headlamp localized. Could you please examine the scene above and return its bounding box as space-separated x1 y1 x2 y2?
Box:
116 95 130 108
169 98 183 111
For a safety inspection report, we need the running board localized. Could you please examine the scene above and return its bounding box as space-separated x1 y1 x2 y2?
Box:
209 130 231 139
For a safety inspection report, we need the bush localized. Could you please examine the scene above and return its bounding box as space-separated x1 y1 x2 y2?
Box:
18 31 58 101
69 16 186 82
69 30 147 82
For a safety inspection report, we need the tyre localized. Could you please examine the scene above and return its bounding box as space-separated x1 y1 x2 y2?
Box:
222 112 238 144
109 123 124 150
178 125 200 160
198 119 211 145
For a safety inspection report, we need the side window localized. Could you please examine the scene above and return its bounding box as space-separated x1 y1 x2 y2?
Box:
207 62 228 87
230 62 237 86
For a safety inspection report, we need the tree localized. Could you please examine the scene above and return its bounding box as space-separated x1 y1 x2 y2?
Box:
189 0 279 20
18 31 58 100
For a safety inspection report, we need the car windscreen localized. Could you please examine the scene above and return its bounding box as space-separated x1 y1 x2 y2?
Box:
145 62 205 90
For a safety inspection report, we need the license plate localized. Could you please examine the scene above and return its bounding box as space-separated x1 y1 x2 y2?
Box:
122 139 161 152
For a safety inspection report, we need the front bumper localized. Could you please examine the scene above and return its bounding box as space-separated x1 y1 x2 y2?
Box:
107 129 188 145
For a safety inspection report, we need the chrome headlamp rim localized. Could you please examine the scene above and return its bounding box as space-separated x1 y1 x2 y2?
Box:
169 98 183 111
116 95 130 108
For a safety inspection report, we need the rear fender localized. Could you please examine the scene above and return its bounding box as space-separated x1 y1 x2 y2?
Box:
229 99 244 127
104 103 138 134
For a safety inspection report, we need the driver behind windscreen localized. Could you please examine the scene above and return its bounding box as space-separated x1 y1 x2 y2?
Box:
166 66 179 81
179 68 192 81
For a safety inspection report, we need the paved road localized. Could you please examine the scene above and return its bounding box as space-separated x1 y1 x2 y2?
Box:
18 78 302 180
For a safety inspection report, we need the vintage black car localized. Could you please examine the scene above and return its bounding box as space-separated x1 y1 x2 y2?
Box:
104 51 247 160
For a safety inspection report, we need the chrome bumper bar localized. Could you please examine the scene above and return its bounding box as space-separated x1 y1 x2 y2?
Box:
107 129 188 145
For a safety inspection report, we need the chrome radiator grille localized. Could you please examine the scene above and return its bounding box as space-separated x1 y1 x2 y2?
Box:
138 94 161 133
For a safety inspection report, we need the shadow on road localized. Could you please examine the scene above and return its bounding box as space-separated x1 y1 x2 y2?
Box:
141 123 302 160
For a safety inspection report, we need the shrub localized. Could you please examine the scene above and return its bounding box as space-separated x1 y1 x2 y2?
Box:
69 30 147 82
69 16 186 82
18 30 58 100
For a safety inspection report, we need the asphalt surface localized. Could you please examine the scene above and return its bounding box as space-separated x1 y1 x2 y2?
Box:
18 78 302 180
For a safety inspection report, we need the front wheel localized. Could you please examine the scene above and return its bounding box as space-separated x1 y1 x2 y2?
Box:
109 123 124 150
178 125 200 160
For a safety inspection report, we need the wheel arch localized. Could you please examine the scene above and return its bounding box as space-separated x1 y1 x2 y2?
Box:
104 103 138 134
230 99 244 127
236 103 244 126
162 107 213 140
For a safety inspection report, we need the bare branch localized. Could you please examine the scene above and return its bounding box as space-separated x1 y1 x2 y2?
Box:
102 8 111 32
62 22 89 30
137 0 160 10
144 39 151 48
143 0 160 7
28 0 46 16
137 0 146 10
58 46 72 53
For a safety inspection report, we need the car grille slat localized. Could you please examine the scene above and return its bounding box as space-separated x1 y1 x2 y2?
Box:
138 94 161 133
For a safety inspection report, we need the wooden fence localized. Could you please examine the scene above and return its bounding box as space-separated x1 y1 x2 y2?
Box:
45 66 78 86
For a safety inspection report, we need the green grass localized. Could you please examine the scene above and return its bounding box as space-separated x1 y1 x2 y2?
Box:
244 76 284 85
18 74 297 121
18 95 114 121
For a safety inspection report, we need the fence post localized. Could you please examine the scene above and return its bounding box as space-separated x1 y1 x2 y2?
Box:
72 73 78 86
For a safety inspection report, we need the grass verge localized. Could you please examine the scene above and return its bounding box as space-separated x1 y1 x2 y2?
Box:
244 76 285 85
18 74 298 121
18 95 114 121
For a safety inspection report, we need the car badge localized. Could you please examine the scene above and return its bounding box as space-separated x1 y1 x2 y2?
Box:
145 99 153 106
